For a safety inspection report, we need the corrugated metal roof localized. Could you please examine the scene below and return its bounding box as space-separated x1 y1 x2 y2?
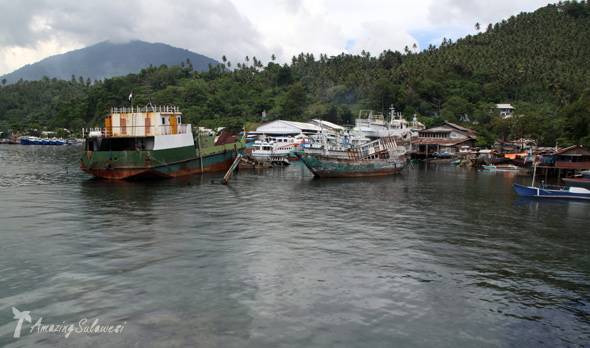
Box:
214 132 240 145
280 120 322 131
309 119 345 130
410 138 472 145
420 123 478 139
255 120 322 134
420 130 451 134
555 145 590 156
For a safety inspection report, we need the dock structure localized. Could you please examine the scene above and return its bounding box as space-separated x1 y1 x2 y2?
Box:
238 156 273 169
267 155 290 166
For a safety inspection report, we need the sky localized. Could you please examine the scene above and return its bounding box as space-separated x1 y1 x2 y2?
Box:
0 0 555 76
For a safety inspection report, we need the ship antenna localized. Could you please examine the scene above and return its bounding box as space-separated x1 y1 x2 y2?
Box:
143 78 154 107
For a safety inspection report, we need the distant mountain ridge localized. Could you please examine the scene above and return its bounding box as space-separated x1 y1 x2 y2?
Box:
0 40 221 84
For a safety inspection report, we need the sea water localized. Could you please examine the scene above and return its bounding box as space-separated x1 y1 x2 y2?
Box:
0 145 589 347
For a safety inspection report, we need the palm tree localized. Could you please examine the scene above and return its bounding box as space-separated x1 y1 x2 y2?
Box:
221 55 228 72
12 307 31 338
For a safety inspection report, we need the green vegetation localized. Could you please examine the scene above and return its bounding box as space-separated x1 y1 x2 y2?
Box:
1 1 589 147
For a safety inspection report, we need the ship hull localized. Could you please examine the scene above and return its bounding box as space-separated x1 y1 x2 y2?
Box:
513 183 590 200
561 178 590 188
81 144 245 180
295 152 405 178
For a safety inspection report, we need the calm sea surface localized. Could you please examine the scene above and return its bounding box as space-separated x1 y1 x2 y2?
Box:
0 145 589 347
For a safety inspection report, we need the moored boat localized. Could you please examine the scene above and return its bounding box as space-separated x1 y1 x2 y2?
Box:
295 136 407 178
483 156 511 165
513 183 590 200
0 135 20 144
353 106 424 141
251 136 304 160
19 136 67 145
80 105 246 179
483 164 527 172
562 177 590 188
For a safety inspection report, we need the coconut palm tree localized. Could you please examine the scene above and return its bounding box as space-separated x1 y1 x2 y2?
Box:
12 307 31 338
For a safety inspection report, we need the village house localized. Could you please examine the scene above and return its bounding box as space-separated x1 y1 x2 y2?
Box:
409 122 478 159
554 145 590 170
493 139 518 153
495 104 516 119
494 138 538 153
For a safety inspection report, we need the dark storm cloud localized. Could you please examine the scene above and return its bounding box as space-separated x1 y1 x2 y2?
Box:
0 0 268 62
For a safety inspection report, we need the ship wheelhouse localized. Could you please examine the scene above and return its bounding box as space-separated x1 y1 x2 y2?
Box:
84 105 193 152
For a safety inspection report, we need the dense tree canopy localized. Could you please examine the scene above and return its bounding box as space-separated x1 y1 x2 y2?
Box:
1 1 589 146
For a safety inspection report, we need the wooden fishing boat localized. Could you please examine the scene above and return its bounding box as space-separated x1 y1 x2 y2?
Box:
514 161 590 200
483 164 527 172
513 183 590 200
562 177 590 188
295 136 407 178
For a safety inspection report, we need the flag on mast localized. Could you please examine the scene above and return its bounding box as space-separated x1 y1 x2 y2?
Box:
128 92 133 101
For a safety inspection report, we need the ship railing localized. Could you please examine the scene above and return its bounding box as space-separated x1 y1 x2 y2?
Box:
158 124 190 135
83 124 190 137
111 105 181 114
346 137 399 160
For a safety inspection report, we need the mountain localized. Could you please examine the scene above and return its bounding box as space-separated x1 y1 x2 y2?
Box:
0 40 221 84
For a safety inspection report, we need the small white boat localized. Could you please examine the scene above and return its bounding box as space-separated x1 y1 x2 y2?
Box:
483 164 527 172
353 105 424 140
251 136 304 160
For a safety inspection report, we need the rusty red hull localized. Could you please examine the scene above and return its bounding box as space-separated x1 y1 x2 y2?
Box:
81 148 245 180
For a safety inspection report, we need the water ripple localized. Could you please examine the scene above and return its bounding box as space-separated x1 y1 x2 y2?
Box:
1 147 589 347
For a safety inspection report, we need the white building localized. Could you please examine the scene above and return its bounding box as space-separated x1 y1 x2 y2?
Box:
249 120 322 136
307 119 345 133
496 104 515 118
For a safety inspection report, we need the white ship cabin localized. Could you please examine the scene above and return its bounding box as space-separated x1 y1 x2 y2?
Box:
84 105 194 151
252 135 305 155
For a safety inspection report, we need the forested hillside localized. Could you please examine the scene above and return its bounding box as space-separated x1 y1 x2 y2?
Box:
1 1 589 147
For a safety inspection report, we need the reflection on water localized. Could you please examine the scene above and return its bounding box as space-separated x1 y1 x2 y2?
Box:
0 146 589 347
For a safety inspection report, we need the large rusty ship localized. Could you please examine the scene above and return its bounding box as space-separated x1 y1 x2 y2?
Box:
80 105 245 179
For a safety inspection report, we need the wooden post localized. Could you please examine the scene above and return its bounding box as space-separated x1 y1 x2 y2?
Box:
221 154 242 185
198 133 204 173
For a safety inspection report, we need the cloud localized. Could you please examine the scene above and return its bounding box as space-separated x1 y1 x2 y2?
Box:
427 0 552 29
0 0 267 75
0 0 555 76
348 20 418 55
